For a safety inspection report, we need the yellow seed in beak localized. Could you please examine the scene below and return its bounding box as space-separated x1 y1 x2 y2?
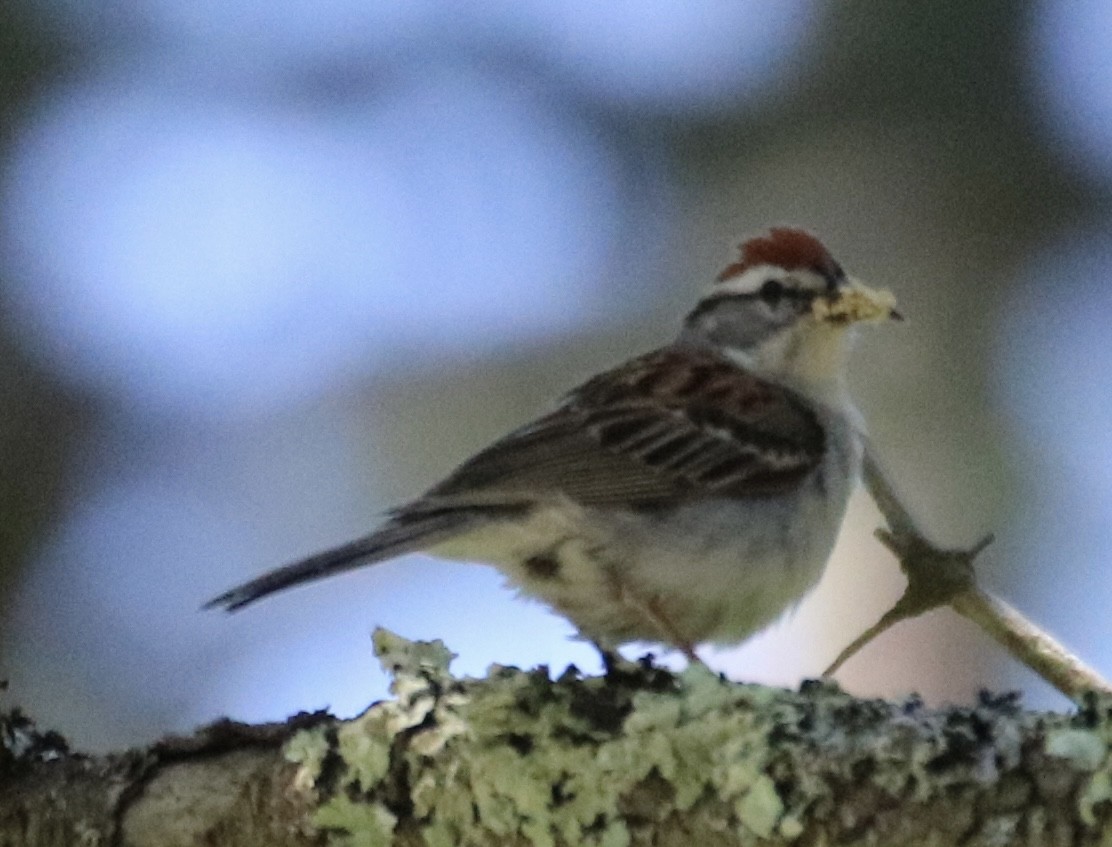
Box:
811 279 900 325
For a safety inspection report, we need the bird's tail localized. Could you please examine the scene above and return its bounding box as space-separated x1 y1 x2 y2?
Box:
203 508 482 612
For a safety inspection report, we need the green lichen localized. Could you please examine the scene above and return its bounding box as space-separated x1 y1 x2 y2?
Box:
335 713 393 790
284 722 331 774
1046 726 1108 771
371 628 455 680
313 796 397 847
284 632 1112 846
1079 771 1112 827
1052 696 1112 827
287 631 815 844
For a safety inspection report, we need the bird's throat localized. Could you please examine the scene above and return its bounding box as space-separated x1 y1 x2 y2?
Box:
720 323 854 404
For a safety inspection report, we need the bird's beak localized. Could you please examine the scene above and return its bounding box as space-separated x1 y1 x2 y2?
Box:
812 277 903 325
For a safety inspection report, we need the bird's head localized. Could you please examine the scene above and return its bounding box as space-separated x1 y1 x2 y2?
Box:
680 227 900 396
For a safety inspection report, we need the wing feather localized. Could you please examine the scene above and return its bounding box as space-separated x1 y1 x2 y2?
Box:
422 347 825 509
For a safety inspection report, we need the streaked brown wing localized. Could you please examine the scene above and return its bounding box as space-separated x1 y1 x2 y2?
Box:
420 347 825 509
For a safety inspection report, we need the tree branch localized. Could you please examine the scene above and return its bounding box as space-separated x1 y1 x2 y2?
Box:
5 631 1112 846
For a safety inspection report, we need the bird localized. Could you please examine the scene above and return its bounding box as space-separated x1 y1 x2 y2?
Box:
205 227 900 664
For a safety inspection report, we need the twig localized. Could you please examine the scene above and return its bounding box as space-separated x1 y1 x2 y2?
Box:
823 439 1112 701
949 588 1109 702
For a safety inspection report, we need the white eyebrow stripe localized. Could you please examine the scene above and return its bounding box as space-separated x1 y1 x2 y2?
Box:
709 265 827 298
711 265 776 296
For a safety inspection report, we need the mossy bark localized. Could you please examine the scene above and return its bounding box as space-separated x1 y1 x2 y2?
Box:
3 631 1111 846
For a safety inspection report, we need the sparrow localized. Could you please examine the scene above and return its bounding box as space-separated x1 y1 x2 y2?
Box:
205 227 900 663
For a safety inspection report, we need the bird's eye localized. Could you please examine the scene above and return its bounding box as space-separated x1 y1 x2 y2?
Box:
759 279 785 306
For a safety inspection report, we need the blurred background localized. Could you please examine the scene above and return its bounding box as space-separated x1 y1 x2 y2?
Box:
1 0 1110 752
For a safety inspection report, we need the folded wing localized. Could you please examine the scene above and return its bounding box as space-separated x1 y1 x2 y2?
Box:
421 347 825 510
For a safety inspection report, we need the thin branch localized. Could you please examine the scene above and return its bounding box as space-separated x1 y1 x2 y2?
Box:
823 603 906 678
950 588 1110 702
824 439 1112 700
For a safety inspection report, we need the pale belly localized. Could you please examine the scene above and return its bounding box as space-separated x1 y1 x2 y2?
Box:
428 428 859 650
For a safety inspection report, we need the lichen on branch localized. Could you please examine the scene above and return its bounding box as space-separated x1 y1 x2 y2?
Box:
283 630 1112 847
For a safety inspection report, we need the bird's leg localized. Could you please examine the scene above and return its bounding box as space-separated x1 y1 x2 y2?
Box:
646 601 702 665
593 644 628 675
616 587 702 666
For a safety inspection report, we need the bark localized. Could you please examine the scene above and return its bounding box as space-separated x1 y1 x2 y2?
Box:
3 630 1112 847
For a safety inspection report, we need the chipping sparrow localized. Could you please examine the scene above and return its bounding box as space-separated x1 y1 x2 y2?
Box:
206 227 899 662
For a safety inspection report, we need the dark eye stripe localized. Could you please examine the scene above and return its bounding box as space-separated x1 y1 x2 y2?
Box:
686 287 816 322
759 279 785 305
824 263 847 291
